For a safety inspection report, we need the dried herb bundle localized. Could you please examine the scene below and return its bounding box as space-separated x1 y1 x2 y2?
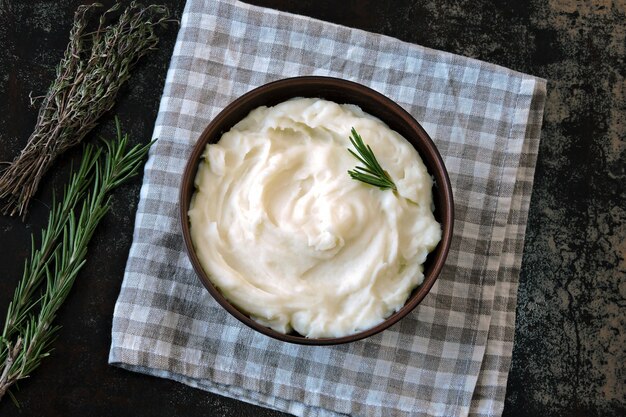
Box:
0 2 170 217
0 122 154 403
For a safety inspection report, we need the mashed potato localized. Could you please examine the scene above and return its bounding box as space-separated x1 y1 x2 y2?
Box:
189 98 440 338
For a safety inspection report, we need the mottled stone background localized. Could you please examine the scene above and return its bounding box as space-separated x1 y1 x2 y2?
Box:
0 1 623 416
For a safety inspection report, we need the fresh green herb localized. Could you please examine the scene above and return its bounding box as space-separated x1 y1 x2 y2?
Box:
0 121 154 403
347 127 397 191
0 2 171 217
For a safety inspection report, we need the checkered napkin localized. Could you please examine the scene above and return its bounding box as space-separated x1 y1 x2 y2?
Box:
109 1 547 416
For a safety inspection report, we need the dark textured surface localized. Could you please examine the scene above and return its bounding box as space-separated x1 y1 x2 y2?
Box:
0 0 623 416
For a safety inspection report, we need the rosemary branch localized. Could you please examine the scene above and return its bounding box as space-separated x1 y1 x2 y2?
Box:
0 2 171 217
0 121 153 402
347 127 397 191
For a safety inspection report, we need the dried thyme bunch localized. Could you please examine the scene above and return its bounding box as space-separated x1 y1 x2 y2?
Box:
0 122 154 403
0 2 170 217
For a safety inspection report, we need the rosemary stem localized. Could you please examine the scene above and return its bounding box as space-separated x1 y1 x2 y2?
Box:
0 124 154 403
347 127 397 192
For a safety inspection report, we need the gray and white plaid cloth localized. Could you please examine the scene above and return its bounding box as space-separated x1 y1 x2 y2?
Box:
109 1 547 416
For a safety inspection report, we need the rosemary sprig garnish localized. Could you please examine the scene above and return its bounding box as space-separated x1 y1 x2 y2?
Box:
0 2 171 217
0 122 154 403
347 127 397 191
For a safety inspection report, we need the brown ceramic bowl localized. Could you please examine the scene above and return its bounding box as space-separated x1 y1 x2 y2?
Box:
180 76 454 345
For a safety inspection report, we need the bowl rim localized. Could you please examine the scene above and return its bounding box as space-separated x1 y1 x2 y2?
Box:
179 76 454 345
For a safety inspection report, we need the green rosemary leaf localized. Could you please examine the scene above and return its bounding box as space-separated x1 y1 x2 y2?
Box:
0 123 153 403
347 127 397 191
